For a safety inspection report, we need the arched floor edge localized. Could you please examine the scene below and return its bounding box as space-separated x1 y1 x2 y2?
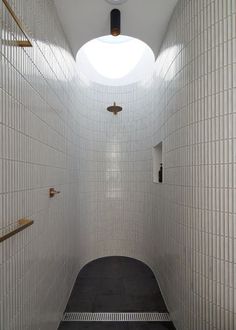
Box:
58 256 176 330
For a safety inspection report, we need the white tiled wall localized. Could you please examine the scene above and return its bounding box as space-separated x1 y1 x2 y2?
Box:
151 0 236 329
0 1 80 329
76 81 154 268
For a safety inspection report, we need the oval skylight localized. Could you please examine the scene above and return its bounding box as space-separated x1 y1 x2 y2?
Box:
76 35 155 86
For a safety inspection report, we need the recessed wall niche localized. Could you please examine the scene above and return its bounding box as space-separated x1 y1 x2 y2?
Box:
152 142 163 183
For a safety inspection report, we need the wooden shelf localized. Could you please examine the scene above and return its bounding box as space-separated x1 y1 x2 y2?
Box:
2 0 32 47
0 219 34 243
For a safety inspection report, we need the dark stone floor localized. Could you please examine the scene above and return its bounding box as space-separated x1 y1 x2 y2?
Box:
58 322 175 329
58 257 175 330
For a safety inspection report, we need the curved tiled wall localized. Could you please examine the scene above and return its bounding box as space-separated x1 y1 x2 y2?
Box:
0 0 81 329
151 0 236 329
76 81 155 268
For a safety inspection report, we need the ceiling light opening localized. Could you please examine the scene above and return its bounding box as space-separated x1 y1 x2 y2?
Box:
76 35 155 86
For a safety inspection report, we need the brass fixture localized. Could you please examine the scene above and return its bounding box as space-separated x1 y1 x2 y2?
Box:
111 9 121 36
107 102 122 115
49 188 61 198
0 218 34 243
2 0 32 47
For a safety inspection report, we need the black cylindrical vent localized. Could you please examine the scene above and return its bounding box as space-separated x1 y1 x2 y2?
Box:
111 9 120 36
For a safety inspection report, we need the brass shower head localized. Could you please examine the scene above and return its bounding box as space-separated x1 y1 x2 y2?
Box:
107 102 122 115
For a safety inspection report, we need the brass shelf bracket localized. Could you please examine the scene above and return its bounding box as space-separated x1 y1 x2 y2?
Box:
2 0 32 47
0 218 34 243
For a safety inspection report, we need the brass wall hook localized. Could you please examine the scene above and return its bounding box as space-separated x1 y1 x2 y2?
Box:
49 188 61 198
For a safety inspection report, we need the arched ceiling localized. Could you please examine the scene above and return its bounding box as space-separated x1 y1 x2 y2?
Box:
53 0 178 59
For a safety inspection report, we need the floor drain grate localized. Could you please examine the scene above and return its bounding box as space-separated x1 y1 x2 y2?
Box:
62 312 171 322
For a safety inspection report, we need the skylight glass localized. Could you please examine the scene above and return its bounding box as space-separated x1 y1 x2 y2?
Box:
76 35 155 86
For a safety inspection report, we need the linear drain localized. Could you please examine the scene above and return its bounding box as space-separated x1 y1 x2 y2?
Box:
62 312 170 322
